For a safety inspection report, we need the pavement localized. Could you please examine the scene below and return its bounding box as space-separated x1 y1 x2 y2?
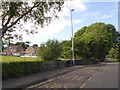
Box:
2 62 106 89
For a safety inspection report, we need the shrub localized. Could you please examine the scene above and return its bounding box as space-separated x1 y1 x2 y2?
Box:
89 57 99 64
2 62 42 80
38 39 62 61
108 48 119 62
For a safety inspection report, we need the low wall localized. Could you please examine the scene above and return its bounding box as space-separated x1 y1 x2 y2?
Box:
40 60 67 71
40 59 93 71
74 60 92 65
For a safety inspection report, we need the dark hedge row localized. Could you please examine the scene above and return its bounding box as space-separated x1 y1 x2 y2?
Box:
2 60 99 80
2 62 42 80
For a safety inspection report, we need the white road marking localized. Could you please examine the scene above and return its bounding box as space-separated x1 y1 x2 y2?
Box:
80 83 86 88
88 77 92 81
80 68 99 88
77 76 83 80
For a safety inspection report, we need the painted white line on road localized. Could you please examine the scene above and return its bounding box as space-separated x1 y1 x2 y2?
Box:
64 84 67 88
80 68 99 88
90 70 93 72
88 77 92 81
27 78 55 88
93 73 96 77
72 75 79 80
56 83 63 88
77 76 83 80
80 83 86 88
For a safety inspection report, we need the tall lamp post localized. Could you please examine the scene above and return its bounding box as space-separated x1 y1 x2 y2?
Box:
71 9 75 65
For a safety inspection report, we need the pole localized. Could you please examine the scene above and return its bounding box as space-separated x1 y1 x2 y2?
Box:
71 9 74 65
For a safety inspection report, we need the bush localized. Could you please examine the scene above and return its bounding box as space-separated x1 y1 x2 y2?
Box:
108 48 119 61
2 62 42 80
38 39 62 61
89 57 99 64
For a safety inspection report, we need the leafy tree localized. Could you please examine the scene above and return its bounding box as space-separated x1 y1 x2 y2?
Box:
25 41 31 45
37 39 62 61
60 40 71 59
33 44 38 47
108 48 119 61
74 22 117 62
115 33 120 61
15 42 29 49
74 26 87 38
0 1 64 39
0 40 3 52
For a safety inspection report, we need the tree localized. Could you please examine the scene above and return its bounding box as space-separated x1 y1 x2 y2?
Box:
60 40 71 59
115 33 120 61
108 48 119 61
0 1 64 39
0 40 3 52
15 42 29 49
33 44 38 47
37 39 62 61
25 41 31 45
74 22 117 62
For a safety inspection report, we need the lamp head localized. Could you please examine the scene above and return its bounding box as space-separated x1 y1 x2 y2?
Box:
71 9 74 11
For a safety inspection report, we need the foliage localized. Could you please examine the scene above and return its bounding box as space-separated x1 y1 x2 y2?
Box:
2 61 42 80
33 44 38 47
1 56 43 80
114 32 120 61
89 57 99 64
60 40 72 59
37 39 62 61
108 48 119 61
14 42 29 49
74 22 118 62
0 40 2 52
0 1 64 39
1 56 42 63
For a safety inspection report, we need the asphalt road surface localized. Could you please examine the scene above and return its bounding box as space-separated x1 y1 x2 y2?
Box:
26 62 118 89
83 62 118 88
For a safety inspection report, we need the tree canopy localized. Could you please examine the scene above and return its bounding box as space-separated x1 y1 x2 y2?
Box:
14 42 29 49
37 39 62 61
60 40 72 59
0 1 64 39
74 22 118 61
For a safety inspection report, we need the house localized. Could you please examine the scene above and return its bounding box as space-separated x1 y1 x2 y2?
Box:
3 45 25 56
25 46 38 56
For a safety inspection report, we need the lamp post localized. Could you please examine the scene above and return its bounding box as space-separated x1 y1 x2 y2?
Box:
70 9 75 65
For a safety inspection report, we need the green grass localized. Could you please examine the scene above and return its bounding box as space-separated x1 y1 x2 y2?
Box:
0 56 43 63
58 58 70 61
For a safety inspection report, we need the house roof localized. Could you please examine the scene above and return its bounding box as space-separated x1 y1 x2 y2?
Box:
31 46 38 52
11 45 24 49
4 45 25 51
25 46 38 55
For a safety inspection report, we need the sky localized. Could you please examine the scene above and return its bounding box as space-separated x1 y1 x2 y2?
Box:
12 0 119 46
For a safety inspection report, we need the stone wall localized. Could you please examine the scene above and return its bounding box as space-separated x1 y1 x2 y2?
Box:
39 60 93 72
74 60 92 65
40 60 67 71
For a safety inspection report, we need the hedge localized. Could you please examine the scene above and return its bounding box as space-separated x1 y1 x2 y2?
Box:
2 61 42 80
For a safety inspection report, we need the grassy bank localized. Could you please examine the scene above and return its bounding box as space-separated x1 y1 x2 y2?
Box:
1 56 42 63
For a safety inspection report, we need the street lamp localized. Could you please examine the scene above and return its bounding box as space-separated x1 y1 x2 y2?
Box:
70 9 75 65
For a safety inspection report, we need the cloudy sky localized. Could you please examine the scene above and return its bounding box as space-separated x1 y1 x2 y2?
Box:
14 0 119 46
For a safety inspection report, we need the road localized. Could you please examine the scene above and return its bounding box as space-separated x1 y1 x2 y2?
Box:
83 62 118 88
26 62 118 89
